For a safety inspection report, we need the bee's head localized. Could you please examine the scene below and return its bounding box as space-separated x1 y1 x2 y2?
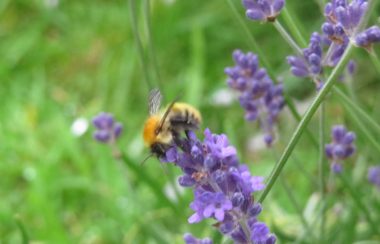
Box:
143 115 161 146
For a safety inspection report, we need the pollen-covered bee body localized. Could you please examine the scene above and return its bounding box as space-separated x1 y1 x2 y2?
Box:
168 102 202 132
142 89 201 158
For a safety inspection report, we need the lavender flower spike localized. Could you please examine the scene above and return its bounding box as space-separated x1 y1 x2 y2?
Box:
92 112 123 143
287 32 324 88
225 49 285 146
325 125 356 173
162 128 276 243
243 0 285 22
368 166 380 189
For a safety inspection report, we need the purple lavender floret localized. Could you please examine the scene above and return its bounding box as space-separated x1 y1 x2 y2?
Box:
355 26 380 48
323 0 368 39
163 129 276 244
368 166 380 188
325 125 356 173
92 112 123 143
321 0 369 63
184 233 213 244
225 50 285 146
287 32 324 88
243 0 285 22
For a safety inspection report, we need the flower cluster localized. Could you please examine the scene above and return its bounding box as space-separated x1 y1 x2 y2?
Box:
184 233 213 244
163 129 275 244
225 50 285 146
321 0 369 65
287 32 324 88
368 166 380 189
325 125 356 173
243 0 285 22
285 0 380 88
323 0 368 40
92 112 123 143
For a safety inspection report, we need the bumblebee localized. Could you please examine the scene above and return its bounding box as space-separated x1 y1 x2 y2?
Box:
143 89 202 158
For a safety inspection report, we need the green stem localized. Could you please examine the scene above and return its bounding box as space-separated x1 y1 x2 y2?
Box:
334 87 380 137
270 149 316 241
318 103 326 241
282 6 307 47
369 50 380 75
280 176 316 240
258 43 355 203
143 0 162 88
284 94 319 148
273 20 303 55
339 174 379 235
120 152 179 214
129 0 152 89
342 99 380 153
15 216 29 244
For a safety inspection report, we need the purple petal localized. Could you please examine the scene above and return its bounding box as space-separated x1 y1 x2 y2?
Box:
246 9 265 21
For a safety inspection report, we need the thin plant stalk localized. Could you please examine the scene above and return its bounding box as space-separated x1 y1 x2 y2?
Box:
279 176 316 241
369 50 380 76
273 20 303 55
129 0 152 89
15 216 29 244
282 6 307 47
343 100 380 153
143 0 162 88
318 103 326 241
120 152 179 214
334 87 380 136
270 149 316 241
259 43 355 203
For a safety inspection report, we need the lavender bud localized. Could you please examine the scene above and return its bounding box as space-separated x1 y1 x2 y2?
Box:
248 203 263 217
231 192 245 207
92 112 123 143
326 125 356 174
179 175 196 187
368 166 380 188
184 233 213 244
331 162 343 174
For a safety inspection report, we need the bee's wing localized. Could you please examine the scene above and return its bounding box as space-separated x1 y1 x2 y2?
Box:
148 88 162 115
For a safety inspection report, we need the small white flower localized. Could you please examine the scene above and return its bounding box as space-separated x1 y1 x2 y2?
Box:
247 134 268 151
210 88 235 106
71 117 89 137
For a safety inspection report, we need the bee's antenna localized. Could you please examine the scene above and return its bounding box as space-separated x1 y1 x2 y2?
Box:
140 153 153 166
156 94 181 134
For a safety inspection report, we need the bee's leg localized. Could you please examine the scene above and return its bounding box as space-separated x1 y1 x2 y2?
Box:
185 130 191 139
171 130 183 147
172 129 190 151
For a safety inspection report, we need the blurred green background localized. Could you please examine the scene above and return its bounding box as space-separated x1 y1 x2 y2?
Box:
1 0 380 243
